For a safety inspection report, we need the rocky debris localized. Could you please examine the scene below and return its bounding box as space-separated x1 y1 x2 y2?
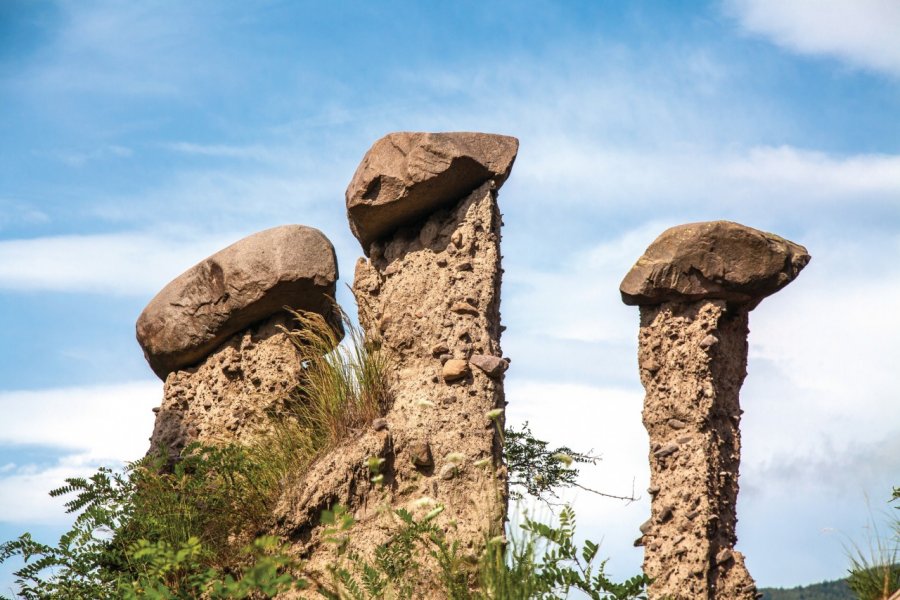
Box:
409 440 434 468
442 359 470 382
469 354 508 378
622 222 809 600
439 463 459 480
345 131 518 251
136 225 340 379
620 221 810 308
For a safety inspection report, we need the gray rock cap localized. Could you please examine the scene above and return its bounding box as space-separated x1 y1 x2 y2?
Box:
136 224 340 379
620 220 810 307
346 131 519 252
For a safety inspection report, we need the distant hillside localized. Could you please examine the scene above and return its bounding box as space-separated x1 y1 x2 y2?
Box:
760 578 853 600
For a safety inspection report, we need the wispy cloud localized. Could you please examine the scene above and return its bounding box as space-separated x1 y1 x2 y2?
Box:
0 199 49 230
42 144 133 167
513 143 900 216
0 380 159 524
725 0 900 77
163 142 280 162
0 230 240 295
0 381 159 459
16 2 218 98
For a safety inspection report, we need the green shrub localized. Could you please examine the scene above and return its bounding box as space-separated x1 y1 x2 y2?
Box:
320 503 649 600
118 536 305 599
0 444 305 599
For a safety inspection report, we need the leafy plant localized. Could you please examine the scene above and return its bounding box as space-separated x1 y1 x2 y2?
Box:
504 422 635 503
319 503 648 600
479 505 649 600
1 465 136 599
0 444 304 599
118 535 305 599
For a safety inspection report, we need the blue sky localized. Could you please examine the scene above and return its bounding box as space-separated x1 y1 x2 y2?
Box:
1 0 899 592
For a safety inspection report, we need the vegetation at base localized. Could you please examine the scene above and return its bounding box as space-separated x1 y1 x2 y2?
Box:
0 308 391 599
320 503 649 600
0 447 648 599
0 447 307 599
0 308 648 598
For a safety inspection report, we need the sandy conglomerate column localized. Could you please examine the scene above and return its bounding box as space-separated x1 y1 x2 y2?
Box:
621 221 810 600
354 179 508 542
350 132 518 553
136 225 341 456
274 133 518 594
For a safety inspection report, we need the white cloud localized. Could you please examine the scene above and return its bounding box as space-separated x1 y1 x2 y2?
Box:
164 142 280 162
514 143 900 213
0 230 241 295
45 144 134 167
726 0 900 77
0 199 49 230
0 381 159 460
0 381 159 524
0 460 112 525
21 2 217 98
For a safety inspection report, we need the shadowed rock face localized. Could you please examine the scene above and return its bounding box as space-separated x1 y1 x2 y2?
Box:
621 221 809 600
346 131 518 252
620 221 810 308
148 314 302 457
136 225 340 379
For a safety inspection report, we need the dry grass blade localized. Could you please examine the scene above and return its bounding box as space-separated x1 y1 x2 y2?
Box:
258 307 391 482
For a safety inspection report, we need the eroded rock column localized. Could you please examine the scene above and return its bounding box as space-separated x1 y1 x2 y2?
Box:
136 224 341 455
620 221 810 600
275 132 517 589
352 131 517 556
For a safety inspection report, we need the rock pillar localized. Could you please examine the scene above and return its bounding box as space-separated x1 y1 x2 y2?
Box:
274 132 518 590
620 221 810 600
352 131 518 561
136 224 340 455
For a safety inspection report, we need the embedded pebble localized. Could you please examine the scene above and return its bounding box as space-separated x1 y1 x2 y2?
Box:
410 441 433 468
469 354 508 378
699 334 719 349
442 359 470 382
654 443 679 458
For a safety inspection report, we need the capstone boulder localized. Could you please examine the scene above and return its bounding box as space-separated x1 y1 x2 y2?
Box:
136 224 339 379
345 131 518 251
620 220 810 307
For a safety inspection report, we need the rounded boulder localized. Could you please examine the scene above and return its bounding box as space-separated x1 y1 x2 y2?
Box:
136 225 340 379
346 131 519 252
620 221 810 307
